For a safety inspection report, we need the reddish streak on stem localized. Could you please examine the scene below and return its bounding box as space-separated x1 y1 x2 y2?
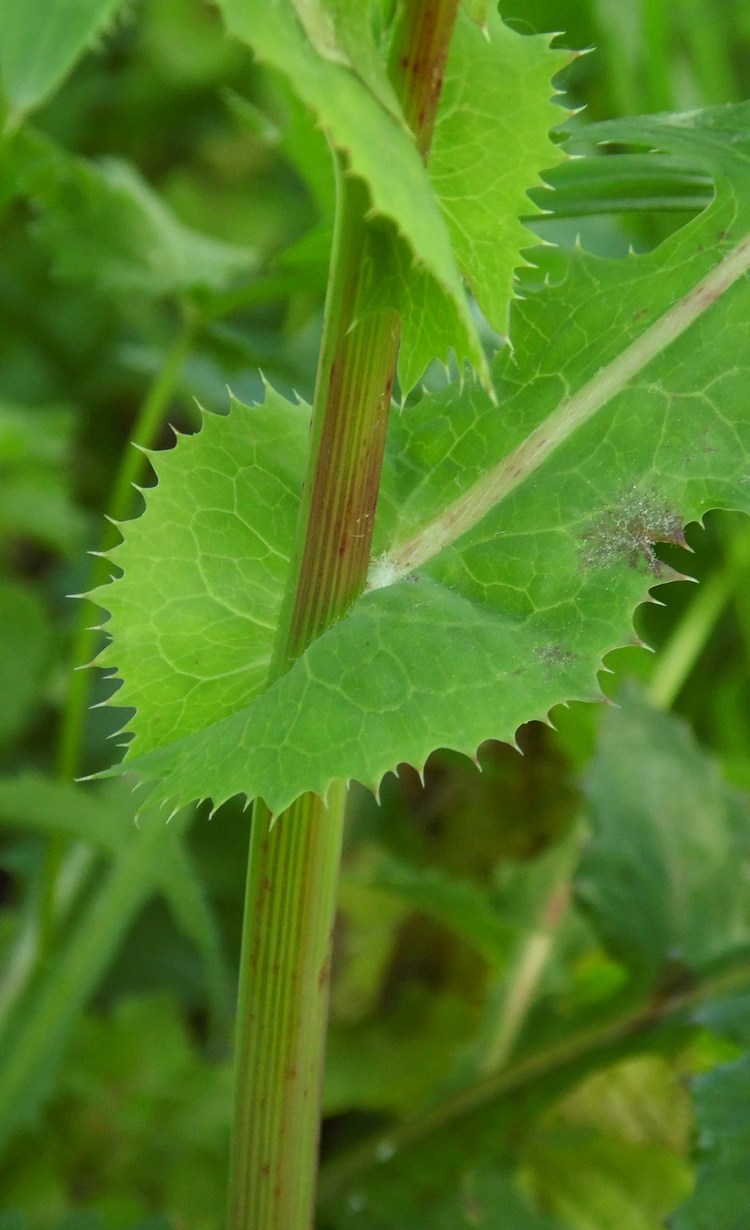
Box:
280 0 458 665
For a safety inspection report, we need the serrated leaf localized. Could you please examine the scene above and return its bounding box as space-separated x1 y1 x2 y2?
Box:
430 9 568 336
295 5 569 379
216 0 484 389
217 3 565 389
100 102 750 816
97 388 306 755
0 0 126 118
577 690 750 981
18 132 256 299
670 1056 750 1230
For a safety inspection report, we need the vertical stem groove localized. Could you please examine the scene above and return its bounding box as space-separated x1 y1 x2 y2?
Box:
228 6 461 1228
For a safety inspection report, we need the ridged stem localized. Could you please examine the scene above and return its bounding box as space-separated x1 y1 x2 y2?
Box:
227 5 460 1228
228 787 346 1228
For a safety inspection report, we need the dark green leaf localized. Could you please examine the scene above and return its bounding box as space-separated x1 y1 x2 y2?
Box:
671 1056 750 1230
17 132 256 300
578 690 750 980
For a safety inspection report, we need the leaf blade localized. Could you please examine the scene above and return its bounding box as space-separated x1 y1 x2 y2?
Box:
0 0 126 117
99 102 750 815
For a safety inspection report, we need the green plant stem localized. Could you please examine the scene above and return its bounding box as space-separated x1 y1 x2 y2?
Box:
0 804 196 1154
271 169 400 672
31 316 196 961
647 572 728 711
479 875 572 1076
228 788 346 1229
318 951 750 1203
648 524 750 710
227 5 460 1227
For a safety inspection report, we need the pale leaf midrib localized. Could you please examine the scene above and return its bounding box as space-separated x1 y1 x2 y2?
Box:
372 232 750 587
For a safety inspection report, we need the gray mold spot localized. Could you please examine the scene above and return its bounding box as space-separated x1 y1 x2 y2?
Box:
581 488 686 575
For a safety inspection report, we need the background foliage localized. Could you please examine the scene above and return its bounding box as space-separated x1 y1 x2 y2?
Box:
1 1 750 1227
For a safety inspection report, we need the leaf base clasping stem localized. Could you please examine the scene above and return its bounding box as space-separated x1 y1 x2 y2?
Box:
227 4 460 1228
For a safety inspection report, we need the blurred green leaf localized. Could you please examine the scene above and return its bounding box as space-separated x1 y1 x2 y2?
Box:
0 1214 173 1230
16 133 257 300
695 991 750 1046
0 996 225 1229
0 776 129 852
0 1214 25 1230
349 851 512 966
0 797 201 1152
530 152 713 218
0 0 127 119
0 775 229 1037
578 689 750 981
524 1127 690 1230
672 1055 750 1230
522 1055 693 1230
0 402 85 554
325 989 476 1116
323 1135 564 1229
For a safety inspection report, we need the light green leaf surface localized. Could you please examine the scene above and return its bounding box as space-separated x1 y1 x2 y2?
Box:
98 103 750 816
524 1128 691 1230
16 132 256 299
671 1055 750 1230
429 9 568 335
97 387 306 755
0 0 126 118
578 691 750 980
216 3 565 388
216 0 483 388
354 9 568 389
291 0 404 119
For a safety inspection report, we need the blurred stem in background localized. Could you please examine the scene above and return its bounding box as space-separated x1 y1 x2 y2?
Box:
19 313 198 985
